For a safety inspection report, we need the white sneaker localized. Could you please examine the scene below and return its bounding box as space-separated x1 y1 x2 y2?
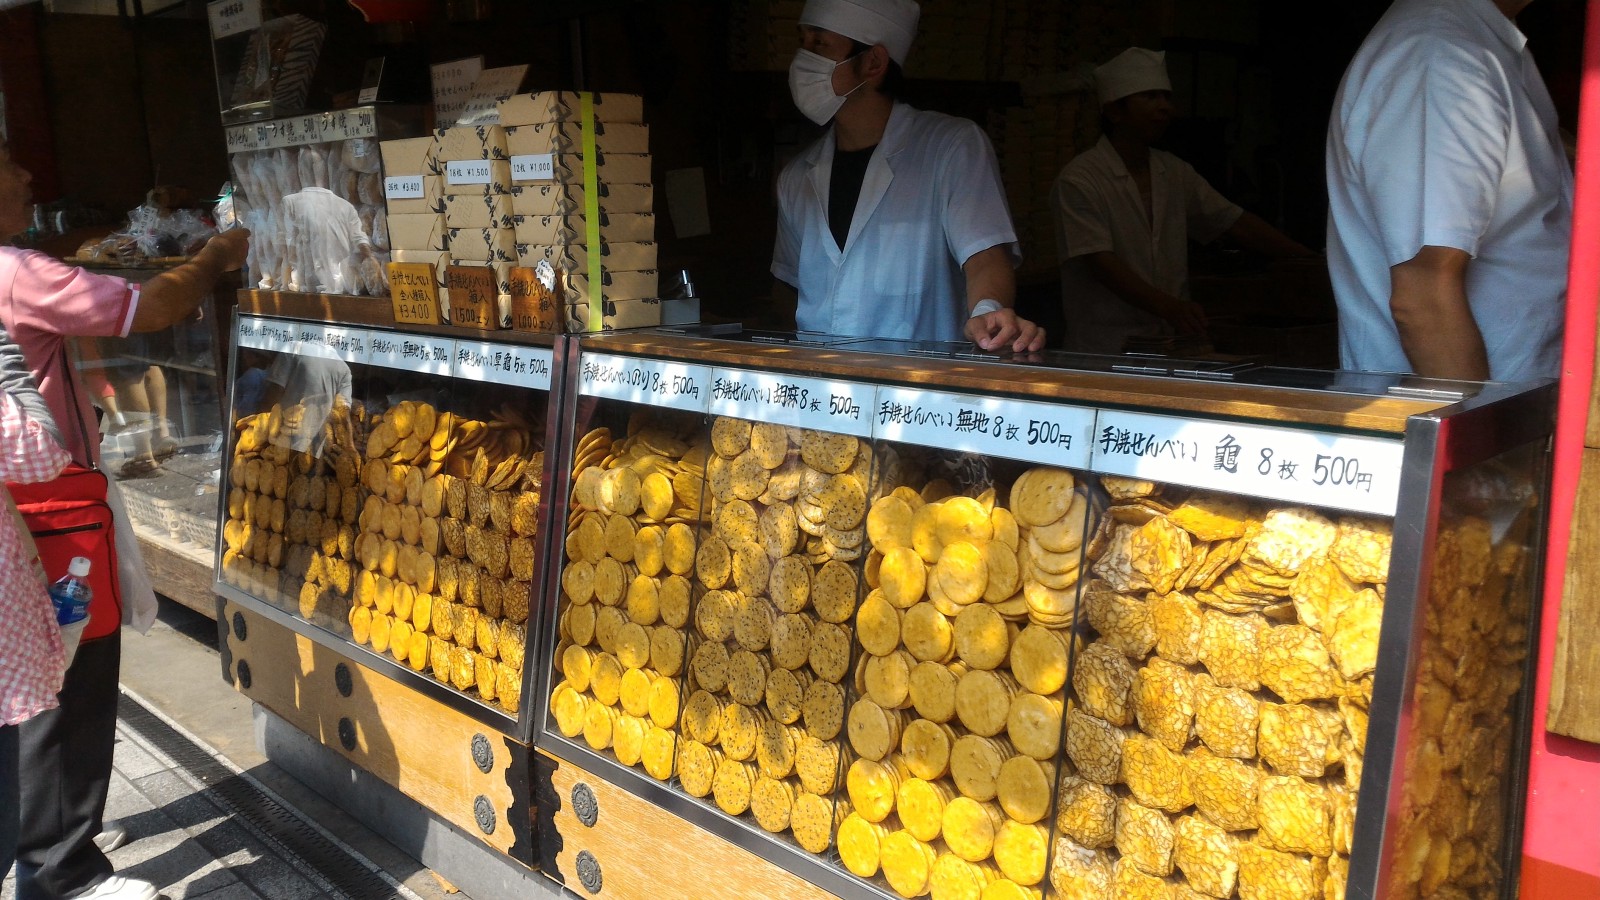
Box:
74 876 160 900
93 820 129 853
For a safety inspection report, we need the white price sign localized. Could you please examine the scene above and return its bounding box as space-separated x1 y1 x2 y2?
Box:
367 332 455 377
875 387 1095 469
709 368 873 437
447 160 493 186
236 316 266 350
579 353 709 414
1090 410 1406 516
454 341 553 391
510 153 555 183
253 319 297 355
385 176 424 200
208 0 261 39
320 326 371 365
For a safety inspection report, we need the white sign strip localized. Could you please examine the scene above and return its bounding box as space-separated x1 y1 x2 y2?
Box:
709 368 874 437
224 107 380 153
236 316 267 350
875 386 1095 469
250 319 297 355
1090 410 1406 516
510 154 555 183
385 176 424 200
319 326 371 365
578 353 710 414
366 332 455 377
454 341 553 391
447 160 493 186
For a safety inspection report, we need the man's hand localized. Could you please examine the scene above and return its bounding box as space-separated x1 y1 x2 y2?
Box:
966 307 1046 353
1156 296 1208 335
206 228 252 272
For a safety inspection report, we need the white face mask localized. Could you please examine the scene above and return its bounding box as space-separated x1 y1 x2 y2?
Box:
789 48 866 126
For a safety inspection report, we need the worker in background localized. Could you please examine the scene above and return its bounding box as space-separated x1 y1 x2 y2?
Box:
1326 0 1571 381
772 0 1046 353
1052 48 1315 355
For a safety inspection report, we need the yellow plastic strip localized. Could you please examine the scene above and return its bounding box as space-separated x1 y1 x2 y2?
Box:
582 91 604 333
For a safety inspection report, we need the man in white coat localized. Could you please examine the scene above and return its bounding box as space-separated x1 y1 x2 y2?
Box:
1052 48 1313 355
1326 0 1572 381
772 0 1046 353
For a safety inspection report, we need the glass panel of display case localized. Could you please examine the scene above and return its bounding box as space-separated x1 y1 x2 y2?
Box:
836 412 1097 897
73 316 225 555
1377 439 1546 900
217 314 557 727
545 351 713 786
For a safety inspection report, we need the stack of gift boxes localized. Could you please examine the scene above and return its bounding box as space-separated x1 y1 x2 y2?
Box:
378 91 658 331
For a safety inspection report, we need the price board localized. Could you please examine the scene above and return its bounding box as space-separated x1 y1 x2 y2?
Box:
384 176 424 200
510 153 555 183
578 353 710 415
508 265 558 333
444 265 501 330
874 387 1095 469
709 368 874 437
386 262 442 326
1089 409 1406 516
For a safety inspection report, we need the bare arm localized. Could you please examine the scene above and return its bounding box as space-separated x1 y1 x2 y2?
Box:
962 245 1044 353
1389 245 1487 380
132 229 251 333
1223 211 1316 259
1081 251 1206 335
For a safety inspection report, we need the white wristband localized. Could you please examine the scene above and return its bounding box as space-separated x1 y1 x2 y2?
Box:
969 298 1003 318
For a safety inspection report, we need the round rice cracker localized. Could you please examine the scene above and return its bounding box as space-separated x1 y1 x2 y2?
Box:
640 472 675 520
813 559 860 624
768 555 813 613
800 431 859 475
820 475 866 533
732 540 773 597
711 417 753 459
867 495 915 553
935 541 989 606
730 451 771 502
715 499 760 545
696 535 733 590
634 526 665 577
663 523 697 576
602 467 644 516
658 574 692 628
984 542 1022 602
936 496 994 547
1032 491 1089 554
760 504 800 559
880 546 928 609
1012 467 1076 528
750 423 789 469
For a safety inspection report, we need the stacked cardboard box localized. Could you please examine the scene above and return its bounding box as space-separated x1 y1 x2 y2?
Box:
432 123 520 324
495 91 660 332
381 136 452 308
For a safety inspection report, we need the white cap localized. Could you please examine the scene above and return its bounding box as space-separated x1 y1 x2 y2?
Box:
1095 48 1172 106
69 556 91 577
799 0 922 66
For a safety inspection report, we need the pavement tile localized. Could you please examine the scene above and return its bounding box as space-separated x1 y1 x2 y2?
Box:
182 881 271 900
113 733 175 781
179 820 327 900
117 841 239 900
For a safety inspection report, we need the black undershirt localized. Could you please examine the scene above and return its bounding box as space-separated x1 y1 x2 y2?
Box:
829 144 878 250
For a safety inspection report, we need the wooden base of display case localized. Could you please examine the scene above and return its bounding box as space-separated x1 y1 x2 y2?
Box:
218 600 535 863
535 747 838 900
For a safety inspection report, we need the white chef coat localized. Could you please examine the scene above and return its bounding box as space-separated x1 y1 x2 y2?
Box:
282 187 371 295
1051 137 1242 354
1326 0 1573 382
772 103 1019 342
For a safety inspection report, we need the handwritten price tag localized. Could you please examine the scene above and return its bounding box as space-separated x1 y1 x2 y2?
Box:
875 387 1095 469
386 262 441 326
253 320 296 355
367 332 455 377
385 176 424 200
709 368 873 437
447 160 493 186
510 153 555 183
1090 410 1406 516
320 326 371 365
236 316 267 350
208 0 261 39
454 341 553 391
578 352 709 415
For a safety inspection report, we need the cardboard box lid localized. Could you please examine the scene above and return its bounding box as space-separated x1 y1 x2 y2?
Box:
508 182 653 216
518 240 658 274
563 269 660 304
379 137 440 176
435 124 509 161
505 122 650 157
564 296 663 333
386 213 449 252
443 192 516 230
496 91 645 127
446 227 518 263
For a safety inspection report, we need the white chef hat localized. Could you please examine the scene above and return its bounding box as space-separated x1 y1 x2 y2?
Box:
800 0 922 66
1095 48 1172 106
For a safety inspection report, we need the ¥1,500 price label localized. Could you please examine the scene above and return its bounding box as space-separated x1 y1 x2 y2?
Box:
579 353 709 415
875 387 1095 469
709 368 874 437
367 332 455 377
446 160 493 186
454 341 553 391
1090 409 1406 516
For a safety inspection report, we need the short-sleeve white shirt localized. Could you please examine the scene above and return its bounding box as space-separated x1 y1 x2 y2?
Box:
1050 138 1242 354
772 103 1018 342
1326 0 1573 381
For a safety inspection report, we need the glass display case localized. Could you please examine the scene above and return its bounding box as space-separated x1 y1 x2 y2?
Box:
533 329 1554 900
213 311 562 736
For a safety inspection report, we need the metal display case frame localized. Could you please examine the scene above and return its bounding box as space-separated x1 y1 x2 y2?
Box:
213 308 572 743
530 328 1556 900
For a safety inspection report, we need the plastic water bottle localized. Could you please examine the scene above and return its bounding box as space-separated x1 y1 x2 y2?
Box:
49 556 92 627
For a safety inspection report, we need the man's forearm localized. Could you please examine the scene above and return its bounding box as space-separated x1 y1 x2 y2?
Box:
963 245 1016 312
134 230 250 332
1226 212 1316 259
1083 252 1178 318
1389 246 1489 380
